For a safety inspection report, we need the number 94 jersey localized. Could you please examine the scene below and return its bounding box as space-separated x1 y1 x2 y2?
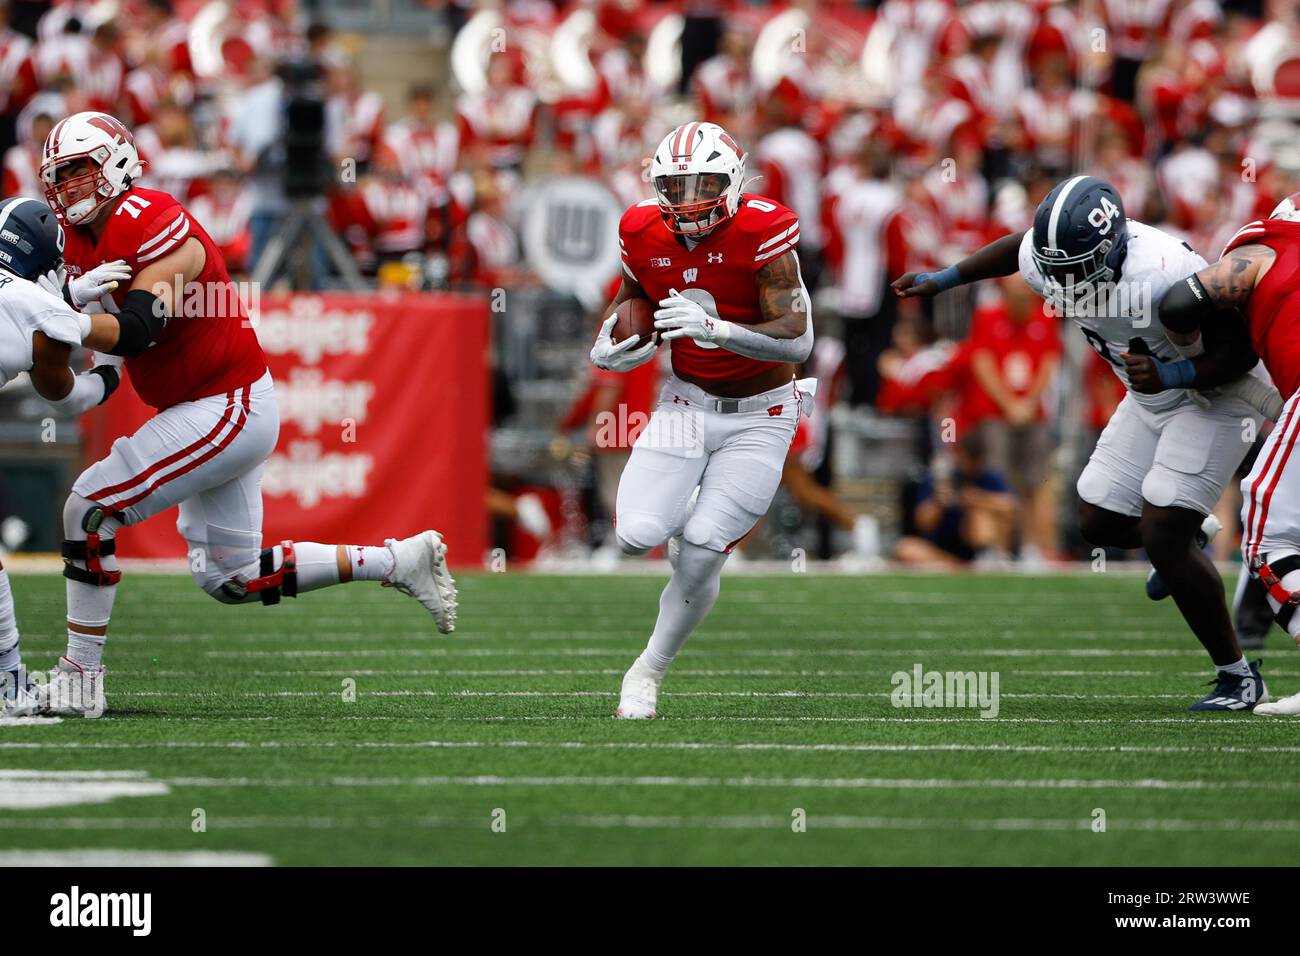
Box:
619 194 801 385
1018 219 1206 412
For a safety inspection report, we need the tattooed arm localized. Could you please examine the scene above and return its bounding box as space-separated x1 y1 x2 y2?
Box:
653 249 813 361
1159 244 1275 341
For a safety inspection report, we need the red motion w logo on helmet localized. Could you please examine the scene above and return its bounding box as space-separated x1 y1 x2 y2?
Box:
86 114 133 146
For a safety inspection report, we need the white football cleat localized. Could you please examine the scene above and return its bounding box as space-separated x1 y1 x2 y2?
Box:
385 531 458 633
42 657 106 717
1 669 41 718
616 656 663 719
1255 692 1300 716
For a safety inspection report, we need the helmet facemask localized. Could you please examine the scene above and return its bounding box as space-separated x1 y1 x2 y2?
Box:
1033 238 1116 306
654 171 731 236
42 155 117 226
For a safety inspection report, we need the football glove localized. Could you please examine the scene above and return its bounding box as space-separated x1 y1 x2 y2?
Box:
590 314 658 372
653 289 730 345
69 259 132 309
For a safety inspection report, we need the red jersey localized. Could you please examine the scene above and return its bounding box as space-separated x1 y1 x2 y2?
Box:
962 301 1061 424
618 195 800 384
63 186 267 410
1224 218 1300 398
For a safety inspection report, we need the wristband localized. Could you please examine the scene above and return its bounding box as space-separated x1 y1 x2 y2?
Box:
915 266 960 292
1156 358 1197 389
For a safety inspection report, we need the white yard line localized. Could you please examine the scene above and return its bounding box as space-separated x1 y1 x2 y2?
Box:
0 813 1296 834
0 849 273 866
3 739 1298 754
73 774 1296 791
137 668 1300 679
108 689 1206 701
202 648 1217 659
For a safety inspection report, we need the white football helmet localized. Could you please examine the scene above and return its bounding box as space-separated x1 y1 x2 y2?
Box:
40 112 145 225
649 122 748 237
1270 192 1300 222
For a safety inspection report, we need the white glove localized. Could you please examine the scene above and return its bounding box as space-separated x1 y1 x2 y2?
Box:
653 288 731 346
68 259 132 309
36 266 67 300
590 314 658 372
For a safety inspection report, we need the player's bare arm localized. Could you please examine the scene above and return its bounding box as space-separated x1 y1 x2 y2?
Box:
81 237 206 355
29 330 119 413
891 232 1023 298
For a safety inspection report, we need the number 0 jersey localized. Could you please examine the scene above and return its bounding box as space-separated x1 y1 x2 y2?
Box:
618 194 801 385
62 186 267 410
1018 219 1206 412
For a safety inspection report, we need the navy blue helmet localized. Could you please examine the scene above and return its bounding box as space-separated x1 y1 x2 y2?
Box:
0 197 65 282
1031 176 1128 295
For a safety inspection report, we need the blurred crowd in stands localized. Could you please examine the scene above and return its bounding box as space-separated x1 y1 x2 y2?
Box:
2 0 1294 566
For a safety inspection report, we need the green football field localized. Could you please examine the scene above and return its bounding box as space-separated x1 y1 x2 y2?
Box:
3 569 1299 866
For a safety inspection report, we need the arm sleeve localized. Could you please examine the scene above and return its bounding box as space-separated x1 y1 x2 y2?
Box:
44 371 107 415
722 313 814 363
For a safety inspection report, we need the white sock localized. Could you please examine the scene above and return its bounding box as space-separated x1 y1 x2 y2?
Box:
288 542 342 592
66 577 116 668
66 628 106 669
0 569 19 672
1218 656 1253 677
643 541 728 672
348 545 394 582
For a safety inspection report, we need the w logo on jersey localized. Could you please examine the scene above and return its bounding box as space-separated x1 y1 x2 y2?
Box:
682 268 698 284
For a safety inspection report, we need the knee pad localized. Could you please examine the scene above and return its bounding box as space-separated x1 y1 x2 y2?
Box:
1253 552 1300 632
61 495 123 588
615 515 671 556
216 541 299 606
189 526 298 606
1141 469 1180 510
1076 462 1111 508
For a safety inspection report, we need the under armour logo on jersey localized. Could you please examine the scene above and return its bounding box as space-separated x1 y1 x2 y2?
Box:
708 253 723 263
683 268 698 284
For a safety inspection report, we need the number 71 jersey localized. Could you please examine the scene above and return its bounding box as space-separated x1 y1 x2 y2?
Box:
61 185 267 410
1018 219 1206 412
618 193 801 384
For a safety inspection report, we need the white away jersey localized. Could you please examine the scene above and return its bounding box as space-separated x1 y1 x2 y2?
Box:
1018 219 1206 412
0 272 82 387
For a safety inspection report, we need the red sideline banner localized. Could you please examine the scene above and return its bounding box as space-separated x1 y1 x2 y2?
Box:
81 292 490 567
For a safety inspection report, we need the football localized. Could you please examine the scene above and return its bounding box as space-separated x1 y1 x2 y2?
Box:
610 296 659 347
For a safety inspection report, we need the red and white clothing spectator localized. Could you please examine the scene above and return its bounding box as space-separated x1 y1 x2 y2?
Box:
328 89 387 168
1 142 42 199
464 208 522 288
691 54 755 124
1098 0 1176 61
0 25 32 114
874 0 957 95
383 117 460 190
922 162 988 253
826 174 906 318
190 188 254 274
754 126 824 251
455 86 536 169
960 299 1060 426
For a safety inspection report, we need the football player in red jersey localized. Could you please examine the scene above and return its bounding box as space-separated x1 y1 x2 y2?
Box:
1151 192 1300 715
36 111 458 716
590 121 816 718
